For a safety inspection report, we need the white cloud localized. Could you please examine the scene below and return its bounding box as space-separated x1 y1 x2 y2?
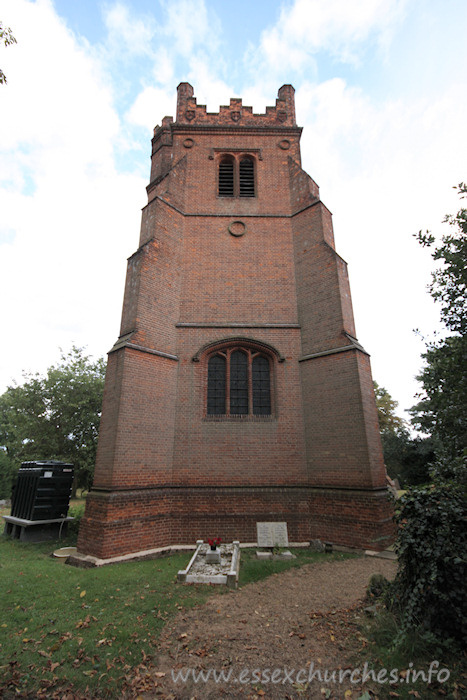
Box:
295 75 467 415
102 1 156 57
0 0 145 390
160 0 220 58
255 0 407 72
1 0 465 425
126 85 175 131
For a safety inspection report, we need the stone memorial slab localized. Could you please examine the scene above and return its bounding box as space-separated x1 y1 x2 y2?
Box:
256 521 289 548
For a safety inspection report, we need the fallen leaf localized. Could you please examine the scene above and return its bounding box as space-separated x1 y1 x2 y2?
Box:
80 590 86 598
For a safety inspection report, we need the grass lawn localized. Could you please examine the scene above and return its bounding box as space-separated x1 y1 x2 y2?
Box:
0 523 353 698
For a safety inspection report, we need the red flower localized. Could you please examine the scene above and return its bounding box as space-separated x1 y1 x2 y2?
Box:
207 537 222 547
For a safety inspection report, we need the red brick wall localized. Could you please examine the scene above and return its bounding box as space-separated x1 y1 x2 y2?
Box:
78 486 393 560
77 83 393 560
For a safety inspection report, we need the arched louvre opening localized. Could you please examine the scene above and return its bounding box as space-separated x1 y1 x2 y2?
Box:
207 354 226 415
218 158 234 196
239 157 255 197
252 355 271 415
230 350 248 415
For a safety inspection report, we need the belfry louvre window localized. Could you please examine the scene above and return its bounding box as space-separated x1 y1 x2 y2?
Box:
218 157 234 197
207 347 271 416
218 154 256 197
239 157 255 197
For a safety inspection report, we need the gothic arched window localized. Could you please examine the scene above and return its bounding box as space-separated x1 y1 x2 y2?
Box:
206 345 272 416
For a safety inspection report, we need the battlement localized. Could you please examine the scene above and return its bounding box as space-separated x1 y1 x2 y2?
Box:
156 82 297 130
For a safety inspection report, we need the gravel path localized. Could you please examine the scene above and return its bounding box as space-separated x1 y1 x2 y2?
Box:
148 556 397 699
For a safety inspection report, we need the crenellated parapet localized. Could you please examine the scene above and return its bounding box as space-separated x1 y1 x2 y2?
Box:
159 82 297 129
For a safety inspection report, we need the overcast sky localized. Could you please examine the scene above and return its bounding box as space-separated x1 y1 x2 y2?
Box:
1 0 466 422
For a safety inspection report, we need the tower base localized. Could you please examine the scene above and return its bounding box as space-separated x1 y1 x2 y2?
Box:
77 486 394 560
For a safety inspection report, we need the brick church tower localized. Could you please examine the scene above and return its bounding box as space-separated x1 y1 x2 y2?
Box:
77 83 393 561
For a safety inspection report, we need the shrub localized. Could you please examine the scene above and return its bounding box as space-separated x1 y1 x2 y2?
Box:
392 482 466 646
0 451 17 500
66 501 85 539
366 573 391 601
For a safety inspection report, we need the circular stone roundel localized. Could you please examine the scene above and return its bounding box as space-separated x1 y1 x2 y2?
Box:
279 139 291 150
228 220 246 237
183 138 195 148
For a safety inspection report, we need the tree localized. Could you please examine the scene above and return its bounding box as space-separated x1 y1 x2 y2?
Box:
373 381 432 486
417 185 467 335
0 449 16 499
381 429 433 487
411 182 467 472
374 381 406 434
410 335 467 469
0 347 106 495
0 22 17 85
386 185 467 649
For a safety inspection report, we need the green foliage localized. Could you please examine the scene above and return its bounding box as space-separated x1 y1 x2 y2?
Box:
416 182 467 336
361 606 462 700
410 334 467 460
391 482 466 646
429 447 467 485
380 429 434 487
0 346 106 493
374 381 406 434
373 382 433 487
67 500 86 538
412 183 467 459
366 573 391 601
0 21 17 85
0 449 16 499
364 187 467 689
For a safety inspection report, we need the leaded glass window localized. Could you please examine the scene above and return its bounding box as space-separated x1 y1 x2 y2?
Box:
207 354 226 415
230 350 248 414
252 355 271 415
206 346 272 417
